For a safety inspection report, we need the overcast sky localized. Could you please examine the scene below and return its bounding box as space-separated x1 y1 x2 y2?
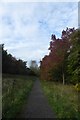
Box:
0 1 78 66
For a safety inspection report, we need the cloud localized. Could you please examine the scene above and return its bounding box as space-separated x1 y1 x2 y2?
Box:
0 2 78 65
0 0 79 2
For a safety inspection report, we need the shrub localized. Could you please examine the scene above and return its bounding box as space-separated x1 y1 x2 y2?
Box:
75 83 80 92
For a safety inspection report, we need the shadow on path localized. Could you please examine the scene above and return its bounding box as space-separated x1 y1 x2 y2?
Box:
17 79 56 118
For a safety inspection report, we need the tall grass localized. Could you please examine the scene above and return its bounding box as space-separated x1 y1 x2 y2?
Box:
2 74 36 118
41 81 80 119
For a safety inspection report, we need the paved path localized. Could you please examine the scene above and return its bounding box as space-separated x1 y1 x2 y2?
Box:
17 79 56 118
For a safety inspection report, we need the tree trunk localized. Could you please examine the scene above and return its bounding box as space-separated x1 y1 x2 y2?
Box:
62 72 65 85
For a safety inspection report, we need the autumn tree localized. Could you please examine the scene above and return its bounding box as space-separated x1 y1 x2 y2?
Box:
40 28 75 84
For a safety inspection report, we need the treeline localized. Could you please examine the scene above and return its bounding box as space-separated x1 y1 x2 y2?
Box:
40 28 80 84
2 44 36 76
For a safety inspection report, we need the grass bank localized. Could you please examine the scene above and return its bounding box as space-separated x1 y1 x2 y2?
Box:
41 81 80 119
2 74 36 118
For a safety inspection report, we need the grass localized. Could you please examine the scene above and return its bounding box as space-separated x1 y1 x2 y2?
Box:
2 74 36 118
41 80 80 119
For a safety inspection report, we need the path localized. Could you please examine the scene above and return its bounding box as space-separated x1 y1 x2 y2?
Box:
17 79 56 118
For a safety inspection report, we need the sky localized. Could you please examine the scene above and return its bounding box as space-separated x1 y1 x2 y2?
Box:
0 1 78 66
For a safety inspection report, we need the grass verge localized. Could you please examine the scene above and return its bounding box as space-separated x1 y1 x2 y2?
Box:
2 74 36 119
41 80 80 119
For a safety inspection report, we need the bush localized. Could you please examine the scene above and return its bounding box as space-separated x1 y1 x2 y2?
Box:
75 83 80 92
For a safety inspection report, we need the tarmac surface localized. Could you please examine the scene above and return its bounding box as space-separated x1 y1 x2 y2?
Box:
17 79 56 118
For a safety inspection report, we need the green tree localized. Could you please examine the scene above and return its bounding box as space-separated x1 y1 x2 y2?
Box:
67 29 80 84
2 44 35 76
